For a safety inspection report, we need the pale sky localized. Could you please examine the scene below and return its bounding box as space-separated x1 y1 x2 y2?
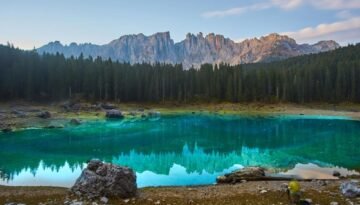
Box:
1 0 359 49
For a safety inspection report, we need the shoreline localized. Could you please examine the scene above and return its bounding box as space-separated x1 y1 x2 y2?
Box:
1 102 360 132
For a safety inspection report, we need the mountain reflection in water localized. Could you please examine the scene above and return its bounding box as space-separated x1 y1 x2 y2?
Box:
1 114 360 187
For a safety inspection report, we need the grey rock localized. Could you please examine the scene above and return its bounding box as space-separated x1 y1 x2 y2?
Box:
70 201 83 205
330 202 339 205
100 196 109 204
105 109 124 119
70 119 82 125
148 111 161 117
5 203 26 205
37 32 340 69
37 111 51 119
101 103 116 110
2 127 12 133
46 123 65 129
71 159 137 199
217 166 266 184
11 110 26 117
340 181 360 198
312 179 327 186
333 170 341 177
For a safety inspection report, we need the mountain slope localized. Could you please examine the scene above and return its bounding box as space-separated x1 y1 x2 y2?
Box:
37 32 340 68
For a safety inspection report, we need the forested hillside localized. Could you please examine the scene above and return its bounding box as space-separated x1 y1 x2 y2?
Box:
0 44 359 103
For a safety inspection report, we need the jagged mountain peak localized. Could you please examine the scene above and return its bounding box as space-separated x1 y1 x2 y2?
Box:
37 32 340 68
261 33 293 40
312 40 340 50
109 32 173 45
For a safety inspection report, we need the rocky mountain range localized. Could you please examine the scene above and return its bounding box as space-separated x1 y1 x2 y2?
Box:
37 32 340 69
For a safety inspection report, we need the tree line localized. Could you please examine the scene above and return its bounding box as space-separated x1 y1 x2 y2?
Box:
0 43 359 103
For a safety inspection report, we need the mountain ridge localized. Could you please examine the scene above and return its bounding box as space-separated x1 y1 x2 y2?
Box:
37 32 340 68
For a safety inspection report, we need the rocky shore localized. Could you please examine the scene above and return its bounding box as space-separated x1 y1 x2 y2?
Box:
1 161 360 205
1 179 360 205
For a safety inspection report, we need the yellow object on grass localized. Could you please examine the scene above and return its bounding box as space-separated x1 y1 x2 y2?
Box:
288 180 300 193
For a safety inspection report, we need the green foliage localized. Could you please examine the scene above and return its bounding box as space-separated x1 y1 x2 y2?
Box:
0 44 359 103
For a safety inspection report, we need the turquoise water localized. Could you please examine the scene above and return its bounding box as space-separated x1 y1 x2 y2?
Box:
0 114 360 187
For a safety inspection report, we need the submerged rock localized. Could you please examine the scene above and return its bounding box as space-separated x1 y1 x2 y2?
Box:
340 181 360 198
148 111 161 117
37 111 51 119
105 109 124 119
70 118 82 125
217 167 266 184
2 127 12 133
46 124 65 129
71 159 137 199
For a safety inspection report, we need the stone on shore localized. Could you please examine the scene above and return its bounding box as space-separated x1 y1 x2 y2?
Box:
37 111 51 119
333 170 341 177
340 180 360 198
11 110 26 118
148 111 160 117
71 159 137 199
70 119 82 125
217 167 266 184
101 103 117 110
105 109 124 119
2 127 12 133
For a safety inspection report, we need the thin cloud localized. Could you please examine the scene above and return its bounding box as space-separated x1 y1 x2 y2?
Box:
271 0 303 10
202 3 272 18
272 0 360 10
336 10 353 19
281 16 360 43
311 0 360 10
202 0 360 18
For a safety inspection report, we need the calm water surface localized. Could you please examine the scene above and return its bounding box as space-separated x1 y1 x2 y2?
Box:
0 114 360 187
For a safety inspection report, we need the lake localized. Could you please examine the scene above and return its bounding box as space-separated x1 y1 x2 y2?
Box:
0 113 360 188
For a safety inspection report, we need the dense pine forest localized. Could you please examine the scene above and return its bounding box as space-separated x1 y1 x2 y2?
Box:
0 44 359 103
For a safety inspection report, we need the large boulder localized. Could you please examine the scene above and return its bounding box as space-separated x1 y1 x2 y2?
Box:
71 159 137 199
217 167 266 184
105 109 124 119
340 181 360 198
